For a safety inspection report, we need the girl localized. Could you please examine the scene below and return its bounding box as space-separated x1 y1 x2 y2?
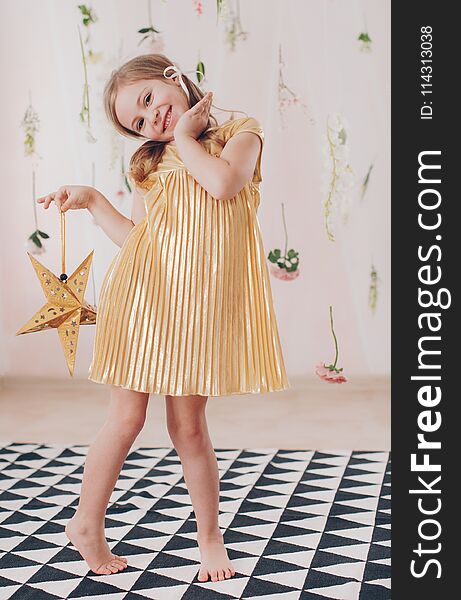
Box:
37 53 290 583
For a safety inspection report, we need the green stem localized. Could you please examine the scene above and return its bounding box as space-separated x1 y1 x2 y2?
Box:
278 45 285 91
281 202 288 258
78 25 90 128
325 119 338 242
330 305 339 369
147 0 153 28
32 170 38 230
236 0 243 31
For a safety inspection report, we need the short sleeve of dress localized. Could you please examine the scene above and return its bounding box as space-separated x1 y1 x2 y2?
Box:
127 170 159 194
223 117 265 185
126 171 147 194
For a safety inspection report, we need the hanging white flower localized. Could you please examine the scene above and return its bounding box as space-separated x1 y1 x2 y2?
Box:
146 34 165 53
327 113 342 132
86 129 97 144
321 113 356 241
87 50 103 65
25 238 45 255
334 144 348 160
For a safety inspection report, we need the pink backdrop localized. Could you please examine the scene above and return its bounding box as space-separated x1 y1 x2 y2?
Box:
0 0 390 379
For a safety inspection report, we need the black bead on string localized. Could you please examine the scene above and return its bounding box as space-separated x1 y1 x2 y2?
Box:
59 273 68 282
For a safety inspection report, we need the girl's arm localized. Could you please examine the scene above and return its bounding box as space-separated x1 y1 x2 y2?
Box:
175 131 261 201
37 185 136 249
130 186 148 225
88 189 135 247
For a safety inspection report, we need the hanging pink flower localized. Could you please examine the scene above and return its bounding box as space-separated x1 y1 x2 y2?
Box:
278 45 314 129
316 305 348 384
315 363 347 383
269 263 300 280
193 0 203 15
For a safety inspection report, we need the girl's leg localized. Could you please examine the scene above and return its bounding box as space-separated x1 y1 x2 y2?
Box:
165 394 236 583
65 385 149 575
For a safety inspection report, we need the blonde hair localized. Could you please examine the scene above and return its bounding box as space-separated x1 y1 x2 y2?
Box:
103 53 243 189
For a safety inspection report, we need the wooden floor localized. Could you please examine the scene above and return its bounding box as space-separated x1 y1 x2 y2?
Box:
0 375 390 450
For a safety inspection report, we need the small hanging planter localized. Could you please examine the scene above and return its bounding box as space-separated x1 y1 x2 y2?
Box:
268 202 300 281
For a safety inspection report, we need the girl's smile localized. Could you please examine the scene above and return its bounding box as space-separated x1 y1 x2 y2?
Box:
163 105 173 131
114 77 189 142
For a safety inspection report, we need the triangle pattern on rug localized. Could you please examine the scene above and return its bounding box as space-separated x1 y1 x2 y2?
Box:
0 444 391 599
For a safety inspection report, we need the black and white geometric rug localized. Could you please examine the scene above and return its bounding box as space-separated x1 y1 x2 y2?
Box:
0 443 391 599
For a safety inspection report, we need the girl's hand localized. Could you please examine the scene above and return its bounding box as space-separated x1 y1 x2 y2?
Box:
36 185 95 213
174 91 213 140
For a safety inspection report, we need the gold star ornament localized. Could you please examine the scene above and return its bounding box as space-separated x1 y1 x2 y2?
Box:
16 210 97 376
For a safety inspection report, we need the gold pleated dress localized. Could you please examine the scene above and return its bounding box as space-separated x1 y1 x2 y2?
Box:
87 117 290 396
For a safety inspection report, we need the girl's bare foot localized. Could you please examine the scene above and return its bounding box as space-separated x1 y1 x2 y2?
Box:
196 531 236 582
65 516 128 575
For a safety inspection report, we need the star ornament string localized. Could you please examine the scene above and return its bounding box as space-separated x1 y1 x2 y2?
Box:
16 208 97 376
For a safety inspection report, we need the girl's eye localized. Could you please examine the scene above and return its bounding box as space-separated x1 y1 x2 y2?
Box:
136 93 152 131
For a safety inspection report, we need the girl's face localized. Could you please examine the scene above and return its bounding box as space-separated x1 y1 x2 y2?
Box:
115 77 190 142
